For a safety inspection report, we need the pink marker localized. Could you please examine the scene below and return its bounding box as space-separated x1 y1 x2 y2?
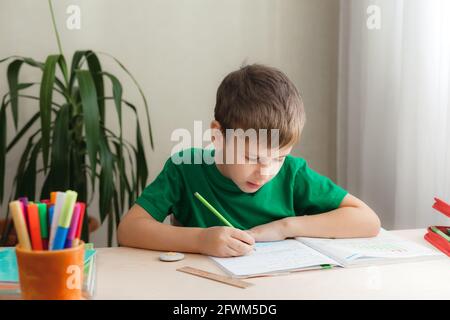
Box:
64 203 81 248
75 202 86 240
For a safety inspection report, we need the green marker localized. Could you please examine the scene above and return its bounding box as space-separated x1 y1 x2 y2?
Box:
431 226 450 242
37 203 48 238
194 192 234 227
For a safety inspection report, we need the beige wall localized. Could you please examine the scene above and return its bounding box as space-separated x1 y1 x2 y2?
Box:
0 0 340 247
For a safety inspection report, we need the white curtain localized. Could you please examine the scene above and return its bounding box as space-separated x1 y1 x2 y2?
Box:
338 0 450 229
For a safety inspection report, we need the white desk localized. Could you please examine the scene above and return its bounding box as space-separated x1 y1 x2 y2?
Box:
94 229 450 299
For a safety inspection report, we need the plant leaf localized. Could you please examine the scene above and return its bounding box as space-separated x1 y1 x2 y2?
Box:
69 51 105 120
0 56 43 68
102 72 124 205
7 59 23 129
101 72 122 132
136 123 148 192
76 70 100 188
20 139 42 200
57 55 69 86
0 101 6 203
39 54 61 171
98 133 114 224
14 137 34 199
85 52 105 121
69 51 87 87
2 56 67 98
112 140 129 213
42 103 71 196
97 52 154 149
113 188 121 230
6 111 41 152
52 103 71 187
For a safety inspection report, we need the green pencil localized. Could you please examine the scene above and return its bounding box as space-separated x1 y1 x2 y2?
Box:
194 192 234 228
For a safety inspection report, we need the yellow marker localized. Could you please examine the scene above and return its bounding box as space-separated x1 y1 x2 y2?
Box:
9 201 31 250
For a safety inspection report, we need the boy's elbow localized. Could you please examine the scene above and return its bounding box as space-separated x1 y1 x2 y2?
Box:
117 219 126 246
364 208 381 237
117 212 132 246
117 205 156 247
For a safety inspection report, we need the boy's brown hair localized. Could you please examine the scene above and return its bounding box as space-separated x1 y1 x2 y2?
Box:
214 64 305 148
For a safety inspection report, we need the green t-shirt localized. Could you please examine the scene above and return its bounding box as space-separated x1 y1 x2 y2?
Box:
135 148 348 229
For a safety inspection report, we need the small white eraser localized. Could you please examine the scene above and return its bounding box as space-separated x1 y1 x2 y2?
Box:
159 252 185 262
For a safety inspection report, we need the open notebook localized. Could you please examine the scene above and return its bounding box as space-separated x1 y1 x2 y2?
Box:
210 229 444 278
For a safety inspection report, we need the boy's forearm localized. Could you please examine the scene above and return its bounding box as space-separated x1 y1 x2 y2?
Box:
282 206 381 239
118 216 204 253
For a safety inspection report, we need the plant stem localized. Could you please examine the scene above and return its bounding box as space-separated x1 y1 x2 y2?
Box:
48 0 64 56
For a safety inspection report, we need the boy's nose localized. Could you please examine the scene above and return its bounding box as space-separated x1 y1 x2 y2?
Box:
259 163 276 176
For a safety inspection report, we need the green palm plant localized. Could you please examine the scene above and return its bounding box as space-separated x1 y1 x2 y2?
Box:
0 0 153 246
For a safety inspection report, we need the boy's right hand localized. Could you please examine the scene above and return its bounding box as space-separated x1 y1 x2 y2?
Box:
198 226 255 257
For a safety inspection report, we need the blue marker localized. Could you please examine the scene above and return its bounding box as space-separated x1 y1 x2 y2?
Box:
48 206 54 224
52 227 70 251
51 191 77 250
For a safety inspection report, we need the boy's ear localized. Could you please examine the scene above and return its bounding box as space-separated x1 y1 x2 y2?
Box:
210 120 224 149
210 120 222 132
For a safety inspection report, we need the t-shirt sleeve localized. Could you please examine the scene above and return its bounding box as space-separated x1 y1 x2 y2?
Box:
293 160 348 215
135 157 184 222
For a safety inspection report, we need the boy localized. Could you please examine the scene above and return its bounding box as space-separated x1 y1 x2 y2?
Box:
118 64 380 257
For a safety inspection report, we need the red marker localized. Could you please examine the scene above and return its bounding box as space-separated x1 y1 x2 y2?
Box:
27 204 43 250
73 202 86 246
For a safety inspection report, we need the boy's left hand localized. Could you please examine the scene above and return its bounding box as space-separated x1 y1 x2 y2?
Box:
246 219 287 242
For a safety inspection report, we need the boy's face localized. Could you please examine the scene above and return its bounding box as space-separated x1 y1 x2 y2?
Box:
211 122 293 193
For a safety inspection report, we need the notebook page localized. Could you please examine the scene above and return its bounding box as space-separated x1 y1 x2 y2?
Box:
296 229 442 265
210 239 340 277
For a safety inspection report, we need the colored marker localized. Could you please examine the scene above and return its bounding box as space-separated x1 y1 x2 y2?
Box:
27 204 43 250
65 203 81 248
18 196 28 206
50 192 57 205
9 201 31 250
48 205 54 230
431 226 450 242
73 202 86 247
194 192 234 227
18 197 29 231
52 190 78 250
48 192 66 249
37 203 48 250
48 205 54 245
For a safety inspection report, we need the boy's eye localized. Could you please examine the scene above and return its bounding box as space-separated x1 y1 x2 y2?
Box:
245 155 286 162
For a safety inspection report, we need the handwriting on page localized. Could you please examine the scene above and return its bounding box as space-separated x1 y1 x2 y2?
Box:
300 233 438 259
211 240 337 277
